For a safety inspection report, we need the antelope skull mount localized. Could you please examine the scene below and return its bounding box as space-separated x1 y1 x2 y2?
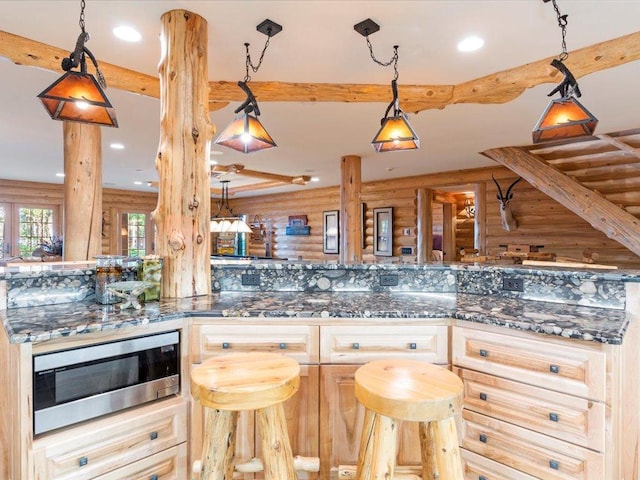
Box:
492 175 522 231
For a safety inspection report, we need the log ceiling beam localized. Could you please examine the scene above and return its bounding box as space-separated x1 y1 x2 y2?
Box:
2 29 639 113
482 146 640 257
597 134 640 161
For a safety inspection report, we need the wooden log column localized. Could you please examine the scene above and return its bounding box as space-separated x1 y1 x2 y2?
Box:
62 122 102 261
416 188 433 264
153 10 214 298
473 182 486 254
340 155 362 264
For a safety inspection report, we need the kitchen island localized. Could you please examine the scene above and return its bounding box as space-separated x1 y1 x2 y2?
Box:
1 262 638 479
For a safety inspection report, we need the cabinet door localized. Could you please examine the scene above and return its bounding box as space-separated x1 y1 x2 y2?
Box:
320 325 448 364
93 443 187 480
191 324 319 364
462 410 604 480
462 449 538 480
191 365 319 480
33 398 187 480
319 365 423 480
453 326 606 401
455 367 605 451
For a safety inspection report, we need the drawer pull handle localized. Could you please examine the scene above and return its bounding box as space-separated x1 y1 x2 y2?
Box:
222 342 230 349
549 413 559 422
409 342 417 350
479 434 487 443
78 456 88 467
150 476 158 480
479 349 488 357
279 342 287 349
479 392 487 401
150 431 158 440
550 460 560 470
352 342 360 349
550 364 559 374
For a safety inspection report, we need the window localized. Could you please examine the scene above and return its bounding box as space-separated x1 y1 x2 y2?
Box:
0 204 6 258
120 212 152 257
0 203 60 259
18 207 54 256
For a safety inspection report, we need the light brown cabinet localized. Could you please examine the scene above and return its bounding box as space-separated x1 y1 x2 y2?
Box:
190 319 450 480
453 322 638 480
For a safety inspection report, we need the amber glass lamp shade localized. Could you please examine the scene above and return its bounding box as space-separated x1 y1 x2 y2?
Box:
37 71 118 127
214 113 277 154
532 96 597 143
371 113 420 153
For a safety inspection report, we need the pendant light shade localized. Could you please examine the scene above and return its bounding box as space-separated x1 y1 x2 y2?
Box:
214 112 276 154
210 180 252 233
37 1 117 128
372 112 420 152
532 96 597 143
38 71 118 127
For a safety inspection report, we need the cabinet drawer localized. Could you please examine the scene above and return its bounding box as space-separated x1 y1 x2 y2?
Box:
462 410 604 480
462 449 537 480
320 325 448 364
94 443 187 479
191 324 319 364
33 398 187 480
455 368 605 451
452 327 605 401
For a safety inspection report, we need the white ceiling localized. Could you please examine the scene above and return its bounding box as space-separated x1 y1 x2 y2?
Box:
1 1 639 197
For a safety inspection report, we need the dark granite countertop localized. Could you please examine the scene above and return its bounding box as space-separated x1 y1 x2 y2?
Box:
1 291 629 345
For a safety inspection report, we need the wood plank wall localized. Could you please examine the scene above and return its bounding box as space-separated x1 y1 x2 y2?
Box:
2 167 640 267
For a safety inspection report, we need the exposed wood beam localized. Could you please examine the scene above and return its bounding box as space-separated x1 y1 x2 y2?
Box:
597 134 640 160
212 163 310 185
482 146 640 257
2 29 639 113
228 181 288 193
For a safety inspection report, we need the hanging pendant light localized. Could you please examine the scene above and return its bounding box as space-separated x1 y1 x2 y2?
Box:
37 0 117 127
214 81 276 154
355 18 419 153
372 80 420 152
532 0 596 143
210 180 252 233
215 20 281 154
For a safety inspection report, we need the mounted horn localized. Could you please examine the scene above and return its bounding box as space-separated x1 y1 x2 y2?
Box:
492 175 522 231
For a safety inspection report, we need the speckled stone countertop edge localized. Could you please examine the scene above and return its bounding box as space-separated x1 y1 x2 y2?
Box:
2 291 629 345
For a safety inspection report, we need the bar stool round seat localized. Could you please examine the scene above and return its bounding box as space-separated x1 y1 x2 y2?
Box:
191 351 300 410
191 352 300 480
354 358 464 480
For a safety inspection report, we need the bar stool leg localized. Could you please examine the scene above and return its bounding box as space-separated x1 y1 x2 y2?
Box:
419 421 437 480
431 416 464 480
256 402 297 480
355 408 398 480
201 409 238 480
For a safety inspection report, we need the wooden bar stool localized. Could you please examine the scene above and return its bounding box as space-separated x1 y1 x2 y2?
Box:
191 352 300 480
354 359 464 480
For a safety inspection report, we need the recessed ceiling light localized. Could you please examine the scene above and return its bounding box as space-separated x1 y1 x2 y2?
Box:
110 143 125 150
113 25 141 42
55 172 65 178
134 181 142 185
457 35 484 52
209 159 218 165
210 150 223 156
310 176 320 182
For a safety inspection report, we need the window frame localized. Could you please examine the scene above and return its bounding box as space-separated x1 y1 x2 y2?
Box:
116 210 155 257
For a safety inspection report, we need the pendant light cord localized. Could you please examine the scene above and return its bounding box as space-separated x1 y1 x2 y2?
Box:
547 0 569 61
365 36 399 81
244 35 272 82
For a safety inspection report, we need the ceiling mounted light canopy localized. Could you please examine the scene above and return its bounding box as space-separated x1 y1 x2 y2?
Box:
37 0 117 127
210 180 252 233
214 19 281 154
355 18 419 153
532 0 597 143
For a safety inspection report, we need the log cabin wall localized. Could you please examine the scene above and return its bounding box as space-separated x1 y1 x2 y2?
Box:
2 166 640 267
0 180 157 257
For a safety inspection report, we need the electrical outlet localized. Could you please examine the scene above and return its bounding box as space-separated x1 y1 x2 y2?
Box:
241 273 261 286
401 247 413 255
502 276 524 292
379 273 399 287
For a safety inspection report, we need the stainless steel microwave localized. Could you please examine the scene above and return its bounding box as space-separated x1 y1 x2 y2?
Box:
33 330 180 435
